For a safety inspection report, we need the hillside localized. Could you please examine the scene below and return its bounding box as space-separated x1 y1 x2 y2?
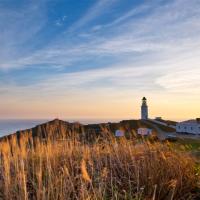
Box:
0 118 167 142
0 126 199 199
0 119 199 199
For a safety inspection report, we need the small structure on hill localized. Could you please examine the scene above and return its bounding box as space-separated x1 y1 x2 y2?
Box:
155 117 162 120
137 128 152 136
176 118 200 135
141 97 148 120
115 129 125 137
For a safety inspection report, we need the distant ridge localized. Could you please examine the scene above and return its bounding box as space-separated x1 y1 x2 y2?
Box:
0 118 176 142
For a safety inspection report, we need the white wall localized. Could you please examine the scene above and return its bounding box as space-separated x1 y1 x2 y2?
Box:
176 123 200 135
137 128 152 135
115 130 124 137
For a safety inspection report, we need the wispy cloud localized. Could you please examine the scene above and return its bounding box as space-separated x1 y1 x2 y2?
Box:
0 0 200 119
2 0 200 69
68 0 118 32
0 1 47 69
55 15 67 26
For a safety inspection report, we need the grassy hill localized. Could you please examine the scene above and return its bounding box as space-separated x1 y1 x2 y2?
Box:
0 119 199 199
0 118 161 142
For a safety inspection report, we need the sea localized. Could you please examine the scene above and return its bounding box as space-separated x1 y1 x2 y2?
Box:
0 119 48 137
0 118 122 137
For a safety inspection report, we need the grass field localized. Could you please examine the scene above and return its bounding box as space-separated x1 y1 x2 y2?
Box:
0 130 199 200
177 138 200 150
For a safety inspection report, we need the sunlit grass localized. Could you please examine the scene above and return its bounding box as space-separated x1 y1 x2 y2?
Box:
0 131 199 199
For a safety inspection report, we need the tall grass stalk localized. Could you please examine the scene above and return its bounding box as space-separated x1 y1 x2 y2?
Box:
0 131 199 199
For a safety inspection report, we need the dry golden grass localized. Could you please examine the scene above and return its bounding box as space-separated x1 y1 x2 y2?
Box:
0 132 199 200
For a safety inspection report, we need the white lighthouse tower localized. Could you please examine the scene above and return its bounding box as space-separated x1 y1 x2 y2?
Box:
141 97 148 120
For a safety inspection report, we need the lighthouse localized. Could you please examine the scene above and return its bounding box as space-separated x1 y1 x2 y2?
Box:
141 97 148 120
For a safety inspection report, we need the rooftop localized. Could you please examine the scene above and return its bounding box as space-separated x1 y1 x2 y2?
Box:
179 118 200 124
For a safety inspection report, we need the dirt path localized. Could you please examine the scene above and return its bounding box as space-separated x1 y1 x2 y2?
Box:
143 120 175 140
144 120 200 141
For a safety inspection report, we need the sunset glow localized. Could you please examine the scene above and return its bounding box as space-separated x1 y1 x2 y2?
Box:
0 0 199 121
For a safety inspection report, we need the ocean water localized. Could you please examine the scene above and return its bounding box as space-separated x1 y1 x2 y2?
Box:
0 119 49 137
0 118 122 137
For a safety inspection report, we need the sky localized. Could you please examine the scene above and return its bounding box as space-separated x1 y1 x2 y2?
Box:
0 0 200 122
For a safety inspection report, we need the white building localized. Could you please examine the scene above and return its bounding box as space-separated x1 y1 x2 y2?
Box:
115 130 125 137
141 97 148 120
137 128 152 136
176 118 200 135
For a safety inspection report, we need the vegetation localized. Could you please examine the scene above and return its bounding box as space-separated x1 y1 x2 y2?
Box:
169 138 200 160
0 130 199 200
154 119 177 126
174 138 200 151
146 120 175 133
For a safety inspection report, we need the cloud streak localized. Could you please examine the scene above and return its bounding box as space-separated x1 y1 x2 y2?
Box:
0 0 200 119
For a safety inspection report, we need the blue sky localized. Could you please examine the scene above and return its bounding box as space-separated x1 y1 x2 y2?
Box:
0 0 200 120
